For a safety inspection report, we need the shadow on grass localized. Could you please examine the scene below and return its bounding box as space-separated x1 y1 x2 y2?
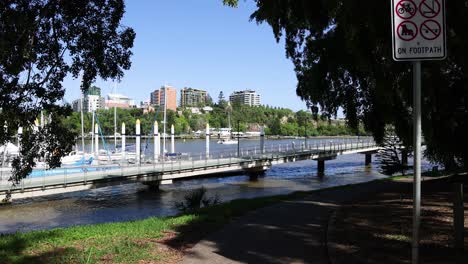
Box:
159 175 466 264
158 179 414 263
0 230 81 264
329 179 468 264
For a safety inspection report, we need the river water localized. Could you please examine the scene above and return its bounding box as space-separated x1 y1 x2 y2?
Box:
0 137 431 234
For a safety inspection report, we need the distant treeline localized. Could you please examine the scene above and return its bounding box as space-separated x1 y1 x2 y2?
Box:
62 103 367 137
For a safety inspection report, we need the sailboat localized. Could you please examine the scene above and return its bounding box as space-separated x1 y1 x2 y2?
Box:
217 102 238 145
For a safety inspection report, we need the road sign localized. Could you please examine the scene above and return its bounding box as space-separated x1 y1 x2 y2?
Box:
392 0 446 61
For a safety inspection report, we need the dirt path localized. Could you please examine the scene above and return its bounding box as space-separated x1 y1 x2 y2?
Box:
180 179 413 264
328 178 468 264
180 177 466 264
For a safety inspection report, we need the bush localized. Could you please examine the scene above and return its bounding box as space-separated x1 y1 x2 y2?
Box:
175 186 221 213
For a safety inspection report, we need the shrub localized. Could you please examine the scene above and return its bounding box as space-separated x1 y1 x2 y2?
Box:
175 186 221 213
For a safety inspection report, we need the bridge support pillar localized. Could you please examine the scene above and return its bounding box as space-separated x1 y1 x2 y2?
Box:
317 160 325 175
143 179 173 191
145 182 160 191
365 153 372 166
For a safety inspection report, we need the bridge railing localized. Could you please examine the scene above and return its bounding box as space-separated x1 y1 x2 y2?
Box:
0 138 377 193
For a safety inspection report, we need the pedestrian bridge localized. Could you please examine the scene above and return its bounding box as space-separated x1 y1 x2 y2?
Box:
0 140 379 200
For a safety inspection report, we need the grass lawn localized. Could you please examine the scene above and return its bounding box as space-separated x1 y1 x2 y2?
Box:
0 174 434 264
0 188 321 264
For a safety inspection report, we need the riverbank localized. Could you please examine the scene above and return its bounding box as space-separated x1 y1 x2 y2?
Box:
0 177 389 263
0 187 319 263
1 174 463 264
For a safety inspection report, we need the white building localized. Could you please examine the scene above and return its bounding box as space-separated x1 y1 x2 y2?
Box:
83 94 105 112
105 93 135 109
229 90 261 106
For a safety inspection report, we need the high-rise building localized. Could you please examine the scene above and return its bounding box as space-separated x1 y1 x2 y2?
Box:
150 85 177 111
85 86 102 96
80 86 105 112
83 95 105 112
72 99 82 112
72 86 105 112
229 90 261 106
180 87 208 107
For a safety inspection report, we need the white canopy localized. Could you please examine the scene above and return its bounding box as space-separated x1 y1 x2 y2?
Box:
0 142 19 155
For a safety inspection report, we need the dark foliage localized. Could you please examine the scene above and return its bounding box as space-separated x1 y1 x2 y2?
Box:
377 126 411 176
175 186 221 213
225 0 468 170
0 0 135 183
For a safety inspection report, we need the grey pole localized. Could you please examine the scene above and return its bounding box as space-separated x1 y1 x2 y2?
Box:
80 92 85 157
260 125 265 154
412 61 422 264
237 120 240 157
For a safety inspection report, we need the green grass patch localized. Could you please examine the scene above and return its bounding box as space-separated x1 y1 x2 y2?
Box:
0 173 439 264
0 192 309 264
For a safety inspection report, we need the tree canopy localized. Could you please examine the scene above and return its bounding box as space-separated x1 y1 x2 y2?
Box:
225 0 468 170
0 0 135 182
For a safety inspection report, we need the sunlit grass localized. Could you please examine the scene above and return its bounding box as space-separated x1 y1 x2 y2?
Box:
0 172 441 263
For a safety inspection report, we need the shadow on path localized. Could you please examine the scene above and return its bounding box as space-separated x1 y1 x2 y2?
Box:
166 179 413 264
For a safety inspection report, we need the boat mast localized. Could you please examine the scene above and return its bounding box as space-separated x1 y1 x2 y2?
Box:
114 83 117 150
80 89 85 157
227 101 232 138
91 110 95 154
162 84 167 153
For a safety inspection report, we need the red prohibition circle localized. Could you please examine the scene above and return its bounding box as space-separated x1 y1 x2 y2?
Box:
419 0 441 19
420 19 441 40
397 21 418 41
396 0 417 19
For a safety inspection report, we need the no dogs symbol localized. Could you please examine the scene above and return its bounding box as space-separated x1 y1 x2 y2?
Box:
397 21 418 41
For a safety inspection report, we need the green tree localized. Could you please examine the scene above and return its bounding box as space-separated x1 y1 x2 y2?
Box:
0 0 135 183
225 0 468 170
378 126 411 176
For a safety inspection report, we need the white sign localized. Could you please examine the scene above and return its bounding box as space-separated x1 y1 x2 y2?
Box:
392 0 446 61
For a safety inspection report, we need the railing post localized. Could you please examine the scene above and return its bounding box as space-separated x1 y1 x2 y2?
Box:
84 169 87 185
42 170 45 190
64 168 67 187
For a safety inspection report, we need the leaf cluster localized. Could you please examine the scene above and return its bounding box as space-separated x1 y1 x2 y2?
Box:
0 0 135 182
236 0 468 169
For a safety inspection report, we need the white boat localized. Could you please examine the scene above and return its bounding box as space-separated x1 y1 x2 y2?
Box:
217 138 238 145
61 151 94 165
217 102 238 145
97 149 137 162
0 142 19 156
33 151 94 168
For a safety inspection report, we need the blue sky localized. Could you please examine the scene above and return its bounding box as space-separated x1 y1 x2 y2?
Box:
63 0 306 111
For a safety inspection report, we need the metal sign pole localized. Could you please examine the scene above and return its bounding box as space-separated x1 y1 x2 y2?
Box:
412 60 422 264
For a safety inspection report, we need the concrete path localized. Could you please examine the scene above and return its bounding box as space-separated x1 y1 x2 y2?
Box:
181 180 408 264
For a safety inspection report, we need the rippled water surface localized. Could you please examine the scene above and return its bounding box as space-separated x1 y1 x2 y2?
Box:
0 138 431 234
